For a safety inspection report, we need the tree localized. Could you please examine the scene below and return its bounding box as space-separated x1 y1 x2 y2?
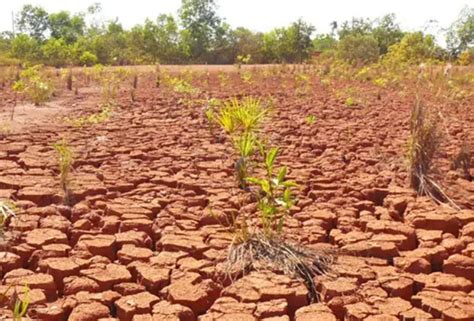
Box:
313 34 337 52
11 34 41 62
49 11 86 44
338 17 373 39
372 14 404 55
337 33 379 65
287 19 315 62
211 22 236 64
179 0 221 62
16 5 50 41
148 15 181 63
42 38 71 67
446 6 474 56
233 27 264 63
383 32 437 65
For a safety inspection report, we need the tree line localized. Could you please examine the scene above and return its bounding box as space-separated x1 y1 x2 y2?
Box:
0 0 472 66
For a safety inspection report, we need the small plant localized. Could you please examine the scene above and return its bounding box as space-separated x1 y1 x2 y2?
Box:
155 65 161 88
12 285 29 321
66 69 73 91
53 139 74 205
92 65 129 104
0 199 16 240
246 147 297 237
233 132 258 189
241 70 253 84
12 65 54 106
213 97 267 137
305 114 316 125
132 74 138 89
172 78 199 95
218 72 229 87
236 54 251 70
226 146 333 303
65 104 112 128
295 72 310 95
345 96 355 107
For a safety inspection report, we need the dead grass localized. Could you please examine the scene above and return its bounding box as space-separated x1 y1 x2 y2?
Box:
451 143 472 181
226 233 335 302
407 98 459 208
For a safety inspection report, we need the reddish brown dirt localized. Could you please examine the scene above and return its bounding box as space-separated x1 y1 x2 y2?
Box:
0 65 473 320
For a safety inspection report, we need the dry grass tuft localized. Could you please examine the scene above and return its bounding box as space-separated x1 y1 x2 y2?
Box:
407 99 458 208
451 143 472 181
226 233 335 302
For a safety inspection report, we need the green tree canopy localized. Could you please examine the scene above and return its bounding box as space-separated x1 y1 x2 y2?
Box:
446 6 474 56
16 5 49 41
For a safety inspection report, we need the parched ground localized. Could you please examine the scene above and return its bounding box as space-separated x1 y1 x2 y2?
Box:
0 65 473 321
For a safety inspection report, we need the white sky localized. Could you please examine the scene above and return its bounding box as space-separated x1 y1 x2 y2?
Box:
1 0 472 36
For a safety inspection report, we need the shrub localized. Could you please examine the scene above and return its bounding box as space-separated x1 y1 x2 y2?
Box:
12 65 54 105
92 65 129 104
337 34 380 65
458 50 472 65
383 32 438 66
79 51 98 66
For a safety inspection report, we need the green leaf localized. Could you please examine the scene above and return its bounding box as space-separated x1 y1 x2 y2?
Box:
277 166 287 183
246 177 262 185
265 147 279 170
283 188 292 204
261 180 271 195
282 180 298 188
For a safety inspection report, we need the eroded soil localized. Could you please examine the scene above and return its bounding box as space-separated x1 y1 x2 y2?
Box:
0 65 473 321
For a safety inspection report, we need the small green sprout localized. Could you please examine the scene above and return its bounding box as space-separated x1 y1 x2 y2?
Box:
305 115 316 125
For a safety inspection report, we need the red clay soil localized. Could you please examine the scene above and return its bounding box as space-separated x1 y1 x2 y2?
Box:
0 65 473 321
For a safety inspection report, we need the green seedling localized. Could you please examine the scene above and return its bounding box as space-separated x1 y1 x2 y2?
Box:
53 139 74 205
247 147 297 238
305 115 316 125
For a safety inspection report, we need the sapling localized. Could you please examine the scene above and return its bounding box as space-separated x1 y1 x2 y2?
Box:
67 69 73 91
226 146 332 303
53 139 74 205
246 147 297 237
241 71 253 84
12 65 54 106
236 54 251 70
132 74 138 89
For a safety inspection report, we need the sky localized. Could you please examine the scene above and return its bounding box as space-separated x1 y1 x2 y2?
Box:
0 0 471 38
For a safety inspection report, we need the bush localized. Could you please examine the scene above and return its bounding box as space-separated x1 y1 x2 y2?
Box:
79 51 98 66
42 38 70 67
12 65 54 105
383 32 438 66
458 50 472 65
336 34 380 65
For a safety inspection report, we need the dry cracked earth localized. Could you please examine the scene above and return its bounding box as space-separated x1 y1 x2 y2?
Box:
0 66 473 321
